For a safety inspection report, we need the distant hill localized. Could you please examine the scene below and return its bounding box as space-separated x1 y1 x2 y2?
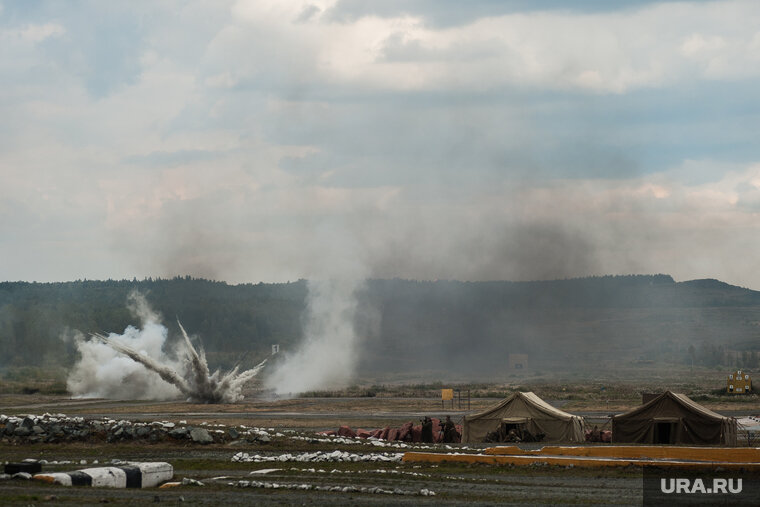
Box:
355 276 760 375
1 275 759 376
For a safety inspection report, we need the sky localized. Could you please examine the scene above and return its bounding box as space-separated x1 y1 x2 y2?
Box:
1 0 760 288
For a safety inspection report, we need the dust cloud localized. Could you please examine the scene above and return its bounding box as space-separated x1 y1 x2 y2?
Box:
264 278 362 395
68 291 268 402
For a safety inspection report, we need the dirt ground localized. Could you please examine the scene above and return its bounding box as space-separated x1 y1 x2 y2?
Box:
2 386 757 429
1 384 757 506
0 440 644 506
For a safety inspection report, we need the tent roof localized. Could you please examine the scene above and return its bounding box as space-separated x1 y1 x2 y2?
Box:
467 391 578 421
613 391 728 422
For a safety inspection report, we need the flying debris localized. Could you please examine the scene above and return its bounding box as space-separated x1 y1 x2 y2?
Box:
91 319 270 404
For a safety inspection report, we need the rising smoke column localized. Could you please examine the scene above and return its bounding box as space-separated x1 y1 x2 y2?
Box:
264 278 362 395
67 292 184 400
67 291 268 403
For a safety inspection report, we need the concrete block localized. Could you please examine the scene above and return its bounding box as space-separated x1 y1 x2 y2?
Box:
33 462 173 488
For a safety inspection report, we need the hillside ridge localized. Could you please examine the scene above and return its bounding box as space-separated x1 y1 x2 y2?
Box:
1 274 758 374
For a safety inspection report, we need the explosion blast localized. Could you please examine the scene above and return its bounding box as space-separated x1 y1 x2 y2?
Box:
91 319 268 403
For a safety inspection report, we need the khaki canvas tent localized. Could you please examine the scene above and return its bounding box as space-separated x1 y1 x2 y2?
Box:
612 391 737 445
462 392 585 443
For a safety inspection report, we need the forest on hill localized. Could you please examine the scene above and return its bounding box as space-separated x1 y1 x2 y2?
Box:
1 274 759 376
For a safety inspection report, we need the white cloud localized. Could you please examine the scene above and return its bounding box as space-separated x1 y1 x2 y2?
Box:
1 22 65 43
681 34 727 56
20 22 65 43
2 0 760 289
203 0 760 93
204 71 239 88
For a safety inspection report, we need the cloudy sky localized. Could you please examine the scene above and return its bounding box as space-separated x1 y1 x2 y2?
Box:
1 0 760 287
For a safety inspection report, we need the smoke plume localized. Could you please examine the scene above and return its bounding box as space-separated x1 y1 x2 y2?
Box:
264 278 362 395
67 291 267 402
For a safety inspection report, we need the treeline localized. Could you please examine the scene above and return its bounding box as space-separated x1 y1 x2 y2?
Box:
0 277 307 368
690 344 760 369
1 274 760 374
353 276 760 374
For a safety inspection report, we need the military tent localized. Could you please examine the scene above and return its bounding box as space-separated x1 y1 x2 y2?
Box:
612 391 737 445
462 392 585 443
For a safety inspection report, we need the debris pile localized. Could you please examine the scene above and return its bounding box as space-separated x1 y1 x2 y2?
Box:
318 419 463 444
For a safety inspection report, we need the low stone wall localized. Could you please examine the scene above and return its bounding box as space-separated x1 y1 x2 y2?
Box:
0 413 272 445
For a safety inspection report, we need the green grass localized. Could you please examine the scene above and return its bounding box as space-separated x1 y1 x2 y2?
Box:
0 365 69 395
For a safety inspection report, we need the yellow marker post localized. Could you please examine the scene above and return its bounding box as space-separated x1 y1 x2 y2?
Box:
441 388 453 409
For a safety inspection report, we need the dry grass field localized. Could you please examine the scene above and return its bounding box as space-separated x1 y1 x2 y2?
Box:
1 369 758 506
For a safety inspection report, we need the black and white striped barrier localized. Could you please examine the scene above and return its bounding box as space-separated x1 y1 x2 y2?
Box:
34 462 172 488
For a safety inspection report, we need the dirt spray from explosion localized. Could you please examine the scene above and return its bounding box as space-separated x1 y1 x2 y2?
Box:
264 278 362 396
67 291 268 403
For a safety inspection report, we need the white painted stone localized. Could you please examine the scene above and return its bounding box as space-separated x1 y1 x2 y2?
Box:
133 462 174 488
81 467 127 488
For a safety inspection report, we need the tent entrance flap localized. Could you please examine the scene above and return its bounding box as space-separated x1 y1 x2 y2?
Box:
655 421 677 444
499 418 531 443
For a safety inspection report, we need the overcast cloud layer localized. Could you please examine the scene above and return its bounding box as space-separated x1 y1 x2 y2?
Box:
1 0 760 287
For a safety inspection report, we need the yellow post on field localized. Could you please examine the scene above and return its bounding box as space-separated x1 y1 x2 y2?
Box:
441 388 453 409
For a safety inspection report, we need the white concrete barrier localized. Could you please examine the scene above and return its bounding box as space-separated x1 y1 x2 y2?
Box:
33 462 173 488
34 472 74 486
81 467 127 488
134 462 174 488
